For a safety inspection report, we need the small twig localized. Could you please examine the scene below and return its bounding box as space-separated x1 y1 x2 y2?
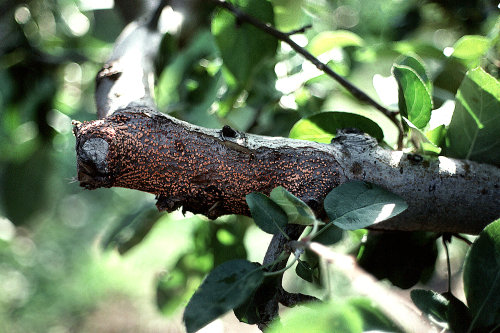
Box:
211 0 402 133
442 236 452 292
452 233 473 246
285 24 313 36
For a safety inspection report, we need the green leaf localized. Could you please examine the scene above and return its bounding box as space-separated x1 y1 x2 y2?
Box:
410 289 449 326
404 118 442 155
212 0 278 86
308 30 364 56
312 224 343 246
358 231 438 289
289 111 384 143
183 259 264 333
392 64 433 129
395 53 432 93
324 181 408 230
452 35 491 60
267 301 364 333
246 192 288 234
463 218 500 330
295 259 314 283
442 291 472 333
269 186 319 226
445 67 500 165
101 208 163 254
348 298 404 332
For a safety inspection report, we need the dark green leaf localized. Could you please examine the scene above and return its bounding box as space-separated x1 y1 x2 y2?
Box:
295 259 314 283
289 111 384 143
442 291 472 333
463 219 500 330
270 186 318 226
312 224 343 246
234 274 280 324
324 181 408 230
246 192 288 234
410 289 449 326
212 0 278 86
101 208 163 254
392 64 433 129
445 67 500 165
357 231 438 289
183 259 264 333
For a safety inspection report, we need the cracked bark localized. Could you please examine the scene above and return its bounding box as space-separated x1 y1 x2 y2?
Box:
74 0 500 330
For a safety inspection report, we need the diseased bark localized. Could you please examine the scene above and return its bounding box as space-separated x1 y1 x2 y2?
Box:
74 108 500 234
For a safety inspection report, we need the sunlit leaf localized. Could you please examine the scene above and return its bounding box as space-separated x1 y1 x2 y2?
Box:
267 301 364 333
452 35 491 60
183 260 264 333
246 192 288 235
324 181 408 230
392 64 433 129
289 111 384 143
308 30 364 56
403 118 442 155
445 67 500 164
395 53 432 93
463 219 500 330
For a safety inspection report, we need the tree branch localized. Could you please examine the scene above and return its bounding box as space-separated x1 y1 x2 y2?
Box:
74 109 500 234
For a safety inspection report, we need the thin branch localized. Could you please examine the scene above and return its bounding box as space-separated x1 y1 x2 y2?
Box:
285 24 313 36
211 0 401 132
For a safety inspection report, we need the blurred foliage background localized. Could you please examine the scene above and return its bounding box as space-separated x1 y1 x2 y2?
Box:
0 0 498 332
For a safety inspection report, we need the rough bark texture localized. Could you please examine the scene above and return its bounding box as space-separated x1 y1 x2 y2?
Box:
74 108 500 234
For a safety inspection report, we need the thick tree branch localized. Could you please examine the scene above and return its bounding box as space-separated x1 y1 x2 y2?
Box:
74 110 500 234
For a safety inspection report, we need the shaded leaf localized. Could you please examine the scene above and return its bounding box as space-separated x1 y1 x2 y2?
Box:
445 67 500 165
442 291 472 333
212 0 278 86
324 181 408 230
295 259 314 283
246 192 288 234
270 186 319 226
357 231 438 289
183 260 264 333
463 218 500 330
411 289 449 326
392 64 433 129
289 111 384 143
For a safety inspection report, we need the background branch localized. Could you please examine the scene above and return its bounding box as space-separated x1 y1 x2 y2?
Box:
211 0 403 142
